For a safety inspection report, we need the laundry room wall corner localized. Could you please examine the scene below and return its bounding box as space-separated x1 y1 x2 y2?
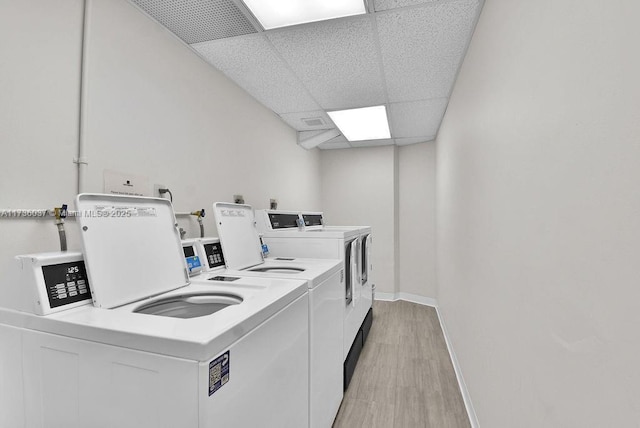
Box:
320 146 398 295
398 142 437 299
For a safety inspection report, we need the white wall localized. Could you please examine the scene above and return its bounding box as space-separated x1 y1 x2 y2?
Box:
0 0 85 295
0 0 321 302
320 146 397 294
436 0 640 426
398 143 436 298
83 0 321 236
320 143 437 298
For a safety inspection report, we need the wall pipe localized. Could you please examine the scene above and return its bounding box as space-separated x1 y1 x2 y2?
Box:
175 210 206 238
76 0 90 194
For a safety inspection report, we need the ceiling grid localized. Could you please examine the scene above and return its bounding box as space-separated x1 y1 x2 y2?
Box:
131 0 484 149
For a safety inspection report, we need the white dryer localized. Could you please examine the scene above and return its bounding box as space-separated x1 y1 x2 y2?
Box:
255 210 373 389
211 203 344 428
0 194 310 428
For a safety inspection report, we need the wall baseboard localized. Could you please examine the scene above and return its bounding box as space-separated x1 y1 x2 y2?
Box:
373 293 479 427
374 291 437 307
435 306 480 428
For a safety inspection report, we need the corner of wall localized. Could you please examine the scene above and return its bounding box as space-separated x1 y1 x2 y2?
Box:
393 145 400 294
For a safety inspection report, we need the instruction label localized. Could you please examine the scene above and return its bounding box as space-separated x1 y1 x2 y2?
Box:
209 351 230 396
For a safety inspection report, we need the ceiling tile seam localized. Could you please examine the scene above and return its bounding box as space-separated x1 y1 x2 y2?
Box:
431 0 485 140
374 0 480 16
367 12 394 143
257 32 338 127
229 0 265 32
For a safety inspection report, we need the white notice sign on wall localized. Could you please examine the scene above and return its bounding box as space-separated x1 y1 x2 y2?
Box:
103 170 150 197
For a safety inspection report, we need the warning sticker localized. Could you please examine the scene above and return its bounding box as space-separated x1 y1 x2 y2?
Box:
209 351 230 396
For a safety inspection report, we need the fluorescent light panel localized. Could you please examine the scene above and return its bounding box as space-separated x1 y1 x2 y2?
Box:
242 0 366 30
327 106 391 141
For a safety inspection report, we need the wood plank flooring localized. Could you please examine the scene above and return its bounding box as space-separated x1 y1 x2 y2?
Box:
333 300 470 428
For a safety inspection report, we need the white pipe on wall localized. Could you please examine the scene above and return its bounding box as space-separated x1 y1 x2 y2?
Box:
76 0 90 194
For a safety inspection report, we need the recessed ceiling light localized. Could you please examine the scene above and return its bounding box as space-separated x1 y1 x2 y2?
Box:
242 0 366 30
327 106 391 141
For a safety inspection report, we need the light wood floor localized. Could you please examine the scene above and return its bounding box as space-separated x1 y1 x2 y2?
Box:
333 300 470 428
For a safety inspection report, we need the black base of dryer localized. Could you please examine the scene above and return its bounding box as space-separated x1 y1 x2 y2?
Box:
343 306 374 391
343 329 363 390
362 307 373 344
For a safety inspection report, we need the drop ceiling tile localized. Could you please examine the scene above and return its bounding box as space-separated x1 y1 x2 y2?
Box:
193 35 320 114
376 1 480 102
395 136 435 146
279 111 336 131
318 141 351 150
389 98 448 138
131 0 257 44
385 55 461 102
266 16 387 110
349 138 395 148
374 0 439 12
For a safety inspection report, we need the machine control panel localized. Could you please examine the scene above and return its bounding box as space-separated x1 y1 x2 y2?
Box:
42 260 92 309
302 214 323 227
268 213 300 230
203 242 226 269
182 245 203 276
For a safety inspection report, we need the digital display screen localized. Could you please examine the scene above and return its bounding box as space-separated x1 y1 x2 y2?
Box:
303 214 323 227
41 261 92 308
183 246 195 258
204 242 226 269
268 213 299 229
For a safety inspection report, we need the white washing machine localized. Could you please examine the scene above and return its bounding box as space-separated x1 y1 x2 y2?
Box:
211 203 344 428
255 210 373 389
0 194 310 428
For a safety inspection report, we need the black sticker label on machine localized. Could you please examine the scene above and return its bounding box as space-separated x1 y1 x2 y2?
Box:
209 351 230 396
42 261 93 308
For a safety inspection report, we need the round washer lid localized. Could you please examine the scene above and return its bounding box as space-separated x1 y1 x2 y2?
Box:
75 194 189 309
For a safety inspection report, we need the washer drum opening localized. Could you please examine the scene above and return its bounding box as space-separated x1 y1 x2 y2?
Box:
134 293 243 319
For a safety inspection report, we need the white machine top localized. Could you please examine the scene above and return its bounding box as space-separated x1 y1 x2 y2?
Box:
261 227 361 239
0 279 307 361
213 204 343 284
75 194 189 309
214 203 265 270
197 257 343 288
255 209 369 237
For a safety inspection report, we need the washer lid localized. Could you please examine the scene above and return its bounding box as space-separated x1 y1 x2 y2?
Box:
214 203 264 270
75 194 189 309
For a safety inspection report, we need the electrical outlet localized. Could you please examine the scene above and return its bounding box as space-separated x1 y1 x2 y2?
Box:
270 199 278 210
233 194 244 204
154 184 166 198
